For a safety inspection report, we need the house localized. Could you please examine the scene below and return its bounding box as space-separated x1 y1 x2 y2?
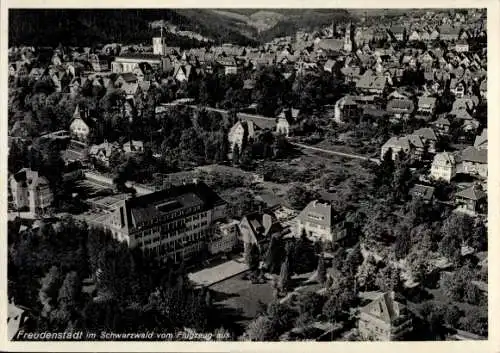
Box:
479 79 487 99
276 108 299 137
474 129 487 150
380 135 423 161
217 56 238 75
386 98 415 121
334 95 359 123
111 53 162 74
239 211 283 253
324 59 336 73
209 220 240 255
295 200 343 243
89 141 120 168
439 25 461 41
9 168 53 216
431 152 457 182
390 26 406 41
408 30 420 41
228 120 260 152
123 140 144 154
69 105 92 142
460 146 487 178
358 291 413 341
410 184 435 203
8 301 30 340
173 63 192 82
455 185 487 216
455 40 469 53
450 79 466 98
417 96 437 117
356 73 387 95
412 127 438 153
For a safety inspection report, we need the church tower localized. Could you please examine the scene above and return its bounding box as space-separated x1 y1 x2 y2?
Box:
344 23 352 53
153 25 167 56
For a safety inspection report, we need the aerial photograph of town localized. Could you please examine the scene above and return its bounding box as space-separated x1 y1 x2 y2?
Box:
6 8 488 342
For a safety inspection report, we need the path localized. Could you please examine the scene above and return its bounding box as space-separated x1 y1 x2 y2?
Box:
290 142 380 164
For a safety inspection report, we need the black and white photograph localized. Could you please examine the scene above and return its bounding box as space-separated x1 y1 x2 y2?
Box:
4 6 493 345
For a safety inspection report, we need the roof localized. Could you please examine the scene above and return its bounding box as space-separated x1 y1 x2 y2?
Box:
418 96 437 108
461 146 487 164
410 184 435 200
386 98 415 113
440 25 461 35
242 211 282 241
115 53 162 61
456 185 486 200
120 72 137 83
413 127 438 141
359 291 406 325
474 129 487 148
237 113 276 130
316 38 344 51
433 152 456 166
356 74 387 91
434 116 451 126
295 200 334 228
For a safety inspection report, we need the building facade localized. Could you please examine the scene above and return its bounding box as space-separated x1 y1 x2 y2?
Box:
431 152 457 182
9 168 53 216
358 291 413 341
94 182 227 263
295 200 341 243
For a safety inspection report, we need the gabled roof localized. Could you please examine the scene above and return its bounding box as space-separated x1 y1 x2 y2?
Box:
295 200 334 228
356 74 387 91
410 184 435 200
359 291 406 325
474 129 487 148
386 98 415 113
433 151 456 166
418 96 437 108
434 116 451 126
413 127 438 141
456 185 486 200
461 146 487 164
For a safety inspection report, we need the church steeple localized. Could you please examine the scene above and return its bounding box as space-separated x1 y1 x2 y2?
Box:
344 23 352 53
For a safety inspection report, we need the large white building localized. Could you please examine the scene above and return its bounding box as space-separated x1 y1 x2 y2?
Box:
430 152 457 182
295 200 342 243
94 182 226 263
9 168 53 216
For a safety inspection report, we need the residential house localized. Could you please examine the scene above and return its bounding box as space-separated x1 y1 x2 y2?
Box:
380 135 424 161
93 182 227 262
217 56 238 75
408 30 421 41
9 168 53 215
439 25 461 41
417 96 437 118
111 53 162 74
358 291 413 341
412 127 438 153
228 120 260 152
8 301 30 341
295 200 343 243
455 40 469 52
433 117 451 136
123 140 144 154
474 129 487 150
455 185 487 216
324 59 336 73
356 72 387 95
431 152 457 182
173 63 192 82
386 98 415 121
69 105 92 142
410 184 435 203
334 95 359 123
390 26 406 41
460 146 487 178
209 220 240 255
89 141 120 168
479 79 487 99
239 211 283 253
450 78 466 98
276 108 299 137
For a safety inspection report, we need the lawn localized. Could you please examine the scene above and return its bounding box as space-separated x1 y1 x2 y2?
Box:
210 273 275 333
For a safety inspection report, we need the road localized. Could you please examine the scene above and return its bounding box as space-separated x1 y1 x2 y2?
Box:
290 142 380 164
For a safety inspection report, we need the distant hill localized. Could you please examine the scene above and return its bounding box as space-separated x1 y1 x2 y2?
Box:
8 9 354 48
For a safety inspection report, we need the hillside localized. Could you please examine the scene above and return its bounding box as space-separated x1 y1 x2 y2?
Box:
8 9 259 47
8 9 355 48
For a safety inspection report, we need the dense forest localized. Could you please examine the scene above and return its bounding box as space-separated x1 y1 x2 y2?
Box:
8 9 259 47
8 9 354 48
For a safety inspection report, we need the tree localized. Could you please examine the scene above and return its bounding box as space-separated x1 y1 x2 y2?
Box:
463 281 482 305
286 184 318 210
39 266 62 318
292 230 317 274
443 305 463 327
231 144 240 165
57 271 81 310
317 256 327 285
244 316 274 341
264 236 284 274
375 265 402 292
297 292 324 324
245 243 260 273
278 258 291 293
